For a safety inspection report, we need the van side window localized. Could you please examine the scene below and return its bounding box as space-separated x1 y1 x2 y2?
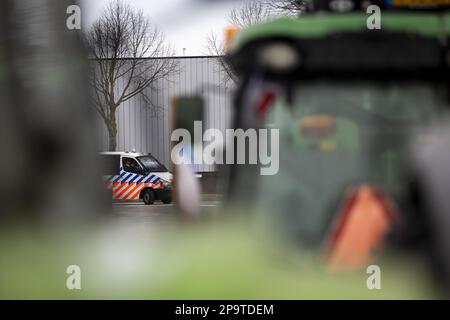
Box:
122 157 144 175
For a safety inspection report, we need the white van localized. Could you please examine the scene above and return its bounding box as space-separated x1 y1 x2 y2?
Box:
99 152 172 205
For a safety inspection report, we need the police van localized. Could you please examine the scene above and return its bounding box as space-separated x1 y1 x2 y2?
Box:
99 152 172 205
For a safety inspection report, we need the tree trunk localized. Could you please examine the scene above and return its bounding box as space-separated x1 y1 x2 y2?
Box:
106 111 118 151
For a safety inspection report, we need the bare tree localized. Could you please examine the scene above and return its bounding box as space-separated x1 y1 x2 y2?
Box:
266 0 310 15
86 0 178 151
228 1 272 29
206 1 272 86
206 32 239 85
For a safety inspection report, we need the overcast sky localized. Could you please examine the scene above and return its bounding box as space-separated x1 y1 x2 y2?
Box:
80 0 244 56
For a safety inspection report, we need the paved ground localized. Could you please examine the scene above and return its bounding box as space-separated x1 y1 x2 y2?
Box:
112 201 221 215
111 201 222 230
113 201 220 221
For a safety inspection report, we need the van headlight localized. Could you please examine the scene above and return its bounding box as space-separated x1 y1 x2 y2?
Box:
160 179 172 189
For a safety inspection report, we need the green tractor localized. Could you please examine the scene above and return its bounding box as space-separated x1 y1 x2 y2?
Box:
225 0 450 274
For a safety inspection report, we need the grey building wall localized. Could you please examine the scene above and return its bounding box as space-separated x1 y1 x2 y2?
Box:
95 56 234 172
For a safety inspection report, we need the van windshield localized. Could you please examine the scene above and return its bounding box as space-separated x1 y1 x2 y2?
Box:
137 156 167 173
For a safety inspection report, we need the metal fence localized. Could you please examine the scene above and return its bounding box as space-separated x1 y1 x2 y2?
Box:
94 56 234 172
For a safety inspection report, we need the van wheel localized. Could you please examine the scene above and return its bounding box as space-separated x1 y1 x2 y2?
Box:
142 189 155 205
162 198 172 204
